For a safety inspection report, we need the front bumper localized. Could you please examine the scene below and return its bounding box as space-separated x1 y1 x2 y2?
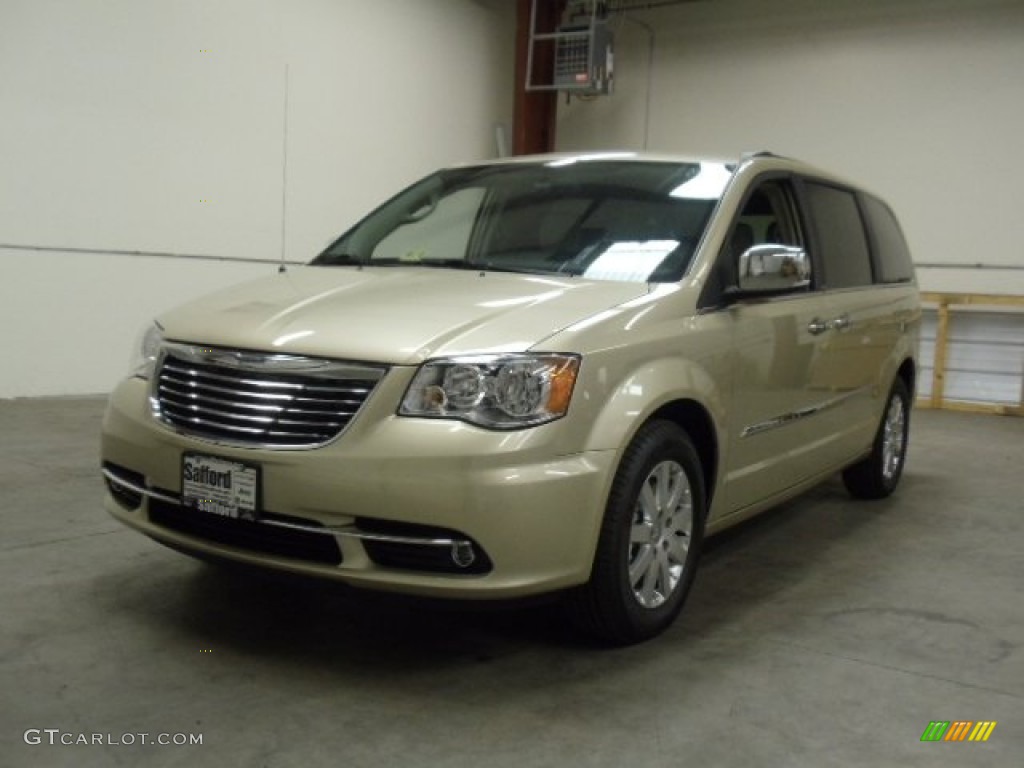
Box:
101 377 615 599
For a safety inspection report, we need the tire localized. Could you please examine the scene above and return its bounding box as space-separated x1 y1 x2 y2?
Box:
568 420 706 646
842 377 911 499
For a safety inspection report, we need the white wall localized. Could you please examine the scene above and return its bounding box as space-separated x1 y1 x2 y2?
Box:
556 0 1024 296
0 0 514 397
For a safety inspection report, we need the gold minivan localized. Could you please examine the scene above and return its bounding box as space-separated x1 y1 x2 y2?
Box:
101 151 920 644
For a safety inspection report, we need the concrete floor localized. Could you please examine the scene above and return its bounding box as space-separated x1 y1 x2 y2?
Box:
0 397 1021 768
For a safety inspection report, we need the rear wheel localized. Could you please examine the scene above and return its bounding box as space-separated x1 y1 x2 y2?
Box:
568 420 705 646
842 377 911 499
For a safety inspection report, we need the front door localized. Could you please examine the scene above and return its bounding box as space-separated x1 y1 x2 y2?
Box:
724 293 848 512
714 178 856 513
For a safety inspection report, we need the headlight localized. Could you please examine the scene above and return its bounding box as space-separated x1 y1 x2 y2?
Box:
399 354 580 429
130 322 164 379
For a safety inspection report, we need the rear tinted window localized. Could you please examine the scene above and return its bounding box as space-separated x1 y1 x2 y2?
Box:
861 194 914 283
804 182 873 289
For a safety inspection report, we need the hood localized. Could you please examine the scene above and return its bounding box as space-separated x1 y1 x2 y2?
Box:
157 266 649 365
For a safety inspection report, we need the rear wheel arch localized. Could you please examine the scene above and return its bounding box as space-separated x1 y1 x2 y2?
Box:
843 375 911 499
896 357 916 398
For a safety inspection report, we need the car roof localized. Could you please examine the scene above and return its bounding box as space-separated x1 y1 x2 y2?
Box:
456 150 852 185
462 150 734 167
441 151 878 204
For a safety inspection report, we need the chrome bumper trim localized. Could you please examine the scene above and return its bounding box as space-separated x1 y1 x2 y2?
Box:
102 467 180 505
102 468 466 549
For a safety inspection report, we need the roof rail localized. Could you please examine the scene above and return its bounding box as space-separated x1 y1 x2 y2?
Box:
739 150 780 161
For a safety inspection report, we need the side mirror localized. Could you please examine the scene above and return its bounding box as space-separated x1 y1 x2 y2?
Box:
736 244 811 294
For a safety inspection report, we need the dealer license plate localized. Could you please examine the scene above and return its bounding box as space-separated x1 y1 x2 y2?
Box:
182 453 259 520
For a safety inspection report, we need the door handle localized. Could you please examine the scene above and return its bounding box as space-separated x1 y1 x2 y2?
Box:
830 313 851 331
808 315 850 335
807 318 830 335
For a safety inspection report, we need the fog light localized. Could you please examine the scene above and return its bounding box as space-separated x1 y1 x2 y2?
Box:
451 541 476 568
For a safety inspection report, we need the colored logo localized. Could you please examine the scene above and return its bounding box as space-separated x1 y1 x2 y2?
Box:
920 721 996 742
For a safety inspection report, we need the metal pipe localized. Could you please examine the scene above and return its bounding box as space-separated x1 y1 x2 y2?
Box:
915 262 1024 271
610 0 707 9
621 15 656 150
279 63 290 273
0 242 302 266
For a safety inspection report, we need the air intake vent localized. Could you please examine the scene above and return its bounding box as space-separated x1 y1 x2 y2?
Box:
149 497 343 565
153 344 386 449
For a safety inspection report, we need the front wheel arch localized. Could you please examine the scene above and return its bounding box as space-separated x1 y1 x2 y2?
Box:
647 399 719 513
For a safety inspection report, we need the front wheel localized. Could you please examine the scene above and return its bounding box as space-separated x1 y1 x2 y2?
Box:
842 377 911 499
567 420 706 646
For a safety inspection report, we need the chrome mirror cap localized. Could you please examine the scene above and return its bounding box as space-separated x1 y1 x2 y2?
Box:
737 244 811 293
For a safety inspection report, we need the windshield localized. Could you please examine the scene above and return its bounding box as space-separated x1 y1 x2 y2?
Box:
313 159 731 283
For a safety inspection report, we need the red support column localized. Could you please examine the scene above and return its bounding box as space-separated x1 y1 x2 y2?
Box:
513 0 564 155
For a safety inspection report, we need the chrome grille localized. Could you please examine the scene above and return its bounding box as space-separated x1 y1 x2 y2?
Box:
153 344 387 449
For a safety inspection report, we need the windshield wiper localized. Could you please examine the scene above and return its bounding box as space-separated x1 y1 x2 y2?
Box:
313 252 360 266
315 254 553 275
367 258 480 269
477 263 554 276
314 255 478 269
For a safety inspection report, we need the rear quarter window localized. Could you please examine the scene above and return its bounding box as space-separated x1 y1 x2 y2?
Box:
860 194 915 283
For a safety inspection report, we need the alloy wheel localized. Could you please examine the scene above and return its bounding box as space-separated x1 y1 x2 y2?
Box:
628 460 693 609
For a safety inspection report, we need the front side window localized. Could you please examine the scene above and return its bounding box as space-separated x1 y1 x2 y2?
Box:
315 160 730 283
731 180 804 253
702 178 807 305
